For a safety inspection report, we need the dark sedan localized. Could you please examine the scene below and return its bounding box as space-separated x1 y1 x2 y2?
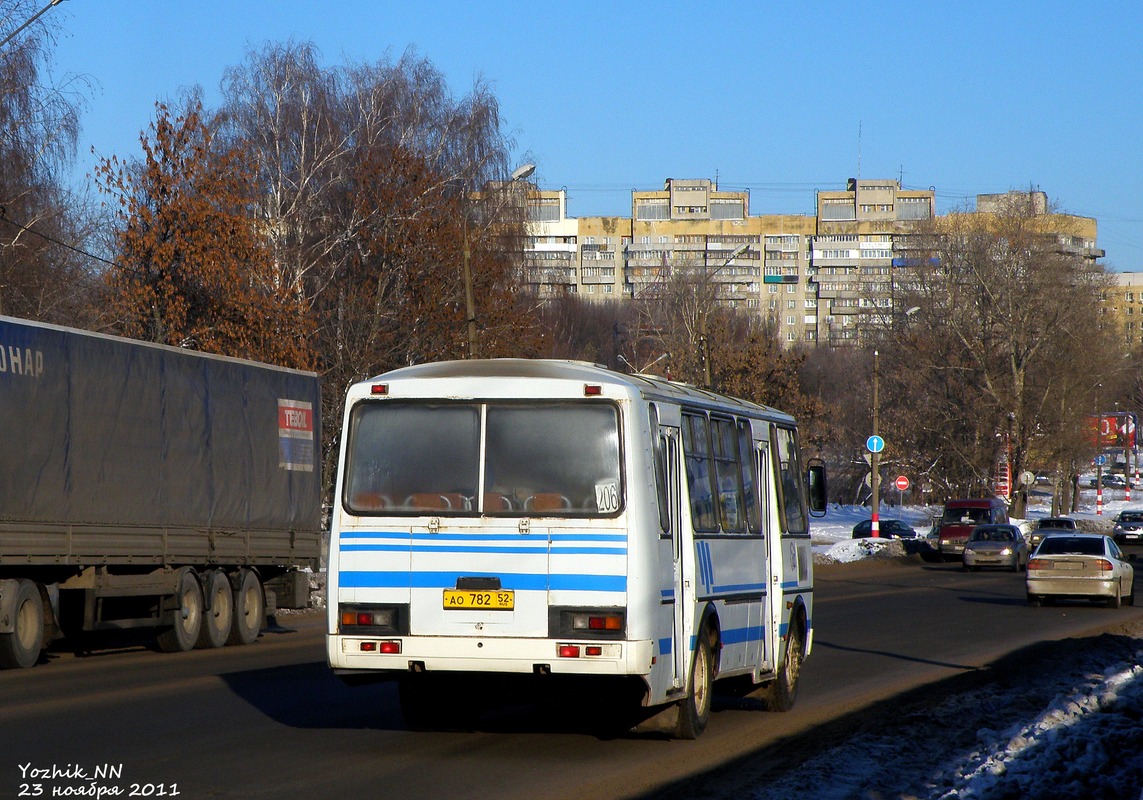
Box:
851 518 917 539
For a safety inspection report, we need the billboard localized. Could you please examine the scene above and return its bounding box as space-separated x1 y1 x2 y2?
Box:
1087 412 1137 449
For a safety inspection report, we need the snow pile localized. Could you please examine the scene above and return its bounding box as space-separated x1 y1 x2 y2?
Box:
939 657 1143 799
743 496 1143 800
744 636 1143 800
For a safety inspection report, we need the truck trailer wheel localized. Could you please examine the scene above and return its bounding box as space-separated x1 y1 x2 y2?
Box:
197 570 234 649
0 580 45 669
157 569 203 653
228 569 264 646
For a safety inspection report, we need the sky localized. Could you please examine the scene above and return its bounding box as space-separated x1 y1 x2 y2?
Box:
33 1 1143 270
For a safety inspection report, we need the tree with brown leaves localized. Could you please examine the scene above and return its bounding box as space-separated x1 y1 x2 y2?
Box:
96 98 313 369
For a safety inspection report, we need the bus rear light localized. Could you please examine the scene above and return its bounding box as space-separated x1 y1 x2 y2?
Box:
342 609 396 628
585 646 603 657
558 644 581 658
583 384 602 396
553 608 626 639
370 384 388 395
357 640 401 654
338 604 406 634
572 613 623 632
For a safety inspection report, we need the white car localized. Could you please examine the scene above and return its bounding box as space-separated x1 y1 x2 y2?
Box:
1026 534 1136 608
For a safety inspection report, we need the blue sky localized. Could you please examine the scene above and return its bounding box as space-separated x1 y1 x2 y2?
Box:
41 0 1143 269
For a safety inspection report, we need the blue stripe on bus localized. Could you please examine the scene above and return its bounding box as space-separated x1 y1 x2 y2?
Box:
710 582 768 594
339 570 626 592
720 624 766 645
341 544 625 556
339 531 626 543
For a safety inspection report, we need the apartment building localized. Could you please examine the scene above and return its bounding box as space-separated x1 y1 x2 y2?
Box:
519 178 1103 348
1103 272 1143 348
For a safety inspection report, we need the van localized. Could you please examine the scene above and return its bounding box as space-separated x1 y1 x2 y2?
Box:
937 498 1009 559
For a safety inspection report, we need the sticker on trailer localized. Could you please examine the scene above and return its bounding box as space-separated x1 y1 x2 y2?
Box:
278 398 315 472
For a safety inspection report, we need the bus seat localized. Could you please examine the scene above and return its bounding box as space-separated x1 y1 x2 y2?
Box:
483 493 514 511
526 493 571 512
440 493 471 510
405 493 451 510
351 492 391 511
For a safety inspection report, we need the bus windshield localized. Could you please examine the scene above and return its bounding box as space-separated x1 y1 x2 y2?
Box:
344 400 622 516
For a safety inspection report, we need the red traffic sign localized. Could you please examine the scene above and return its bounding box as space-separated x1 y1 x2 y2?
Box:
894 475 910 491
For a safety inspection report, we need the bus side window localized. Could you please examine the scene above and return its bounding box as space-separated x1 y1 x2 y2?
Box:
712 417 746 533
650 404 670 535
654 434 671 534
773 425 808 534
682 413 718 532
738 421 762 534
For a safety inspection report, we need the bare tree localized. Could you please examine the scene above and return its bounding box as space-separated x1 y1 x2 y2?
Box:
214 42 530 496
0 0 96 323
886 190 1115 512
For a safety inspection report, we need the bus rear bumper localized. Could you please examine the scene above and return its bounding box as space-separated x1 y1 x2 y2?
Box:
328 635 655 676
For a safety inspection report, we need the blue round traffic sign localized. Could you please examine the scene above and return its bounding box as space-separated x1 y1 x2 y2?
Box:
866 435 885 454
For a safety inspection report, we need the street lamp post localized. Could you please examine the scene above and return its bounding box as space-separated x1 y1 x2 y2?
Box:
871 350 880 537
698 243 749 389
462 163 535 359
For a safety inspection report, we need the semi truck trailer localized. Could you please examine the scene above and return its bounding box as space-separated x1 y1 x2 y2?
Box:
0 315 322 668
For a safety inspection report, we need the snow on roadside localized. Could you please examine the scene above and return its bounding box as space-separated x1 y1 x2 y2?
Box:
759 500 1143 800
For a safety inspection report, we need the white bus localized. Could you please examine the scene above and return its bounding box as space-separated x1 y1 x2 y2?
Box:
326 359 826 738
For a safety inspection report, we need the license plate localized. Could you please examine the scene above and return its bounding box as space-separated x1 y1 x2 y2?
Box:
443 589 514 610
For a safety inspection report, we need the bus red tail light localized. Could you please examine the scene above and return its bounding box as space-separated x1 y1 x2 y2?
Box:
358 640 401 654
558 644 581 658
339 604 406 634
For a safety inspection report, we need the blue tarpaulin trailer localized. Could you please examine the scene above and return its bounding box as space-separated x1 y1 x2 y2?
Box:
0 315 321 668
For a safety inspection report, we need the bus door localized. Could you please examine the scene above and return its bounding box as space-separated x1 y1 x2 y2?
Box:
757 440 777 673
662 427 688 691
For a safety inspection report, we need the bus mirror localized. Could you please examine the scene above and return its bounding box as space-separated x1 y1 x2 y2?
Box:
807 460 827 517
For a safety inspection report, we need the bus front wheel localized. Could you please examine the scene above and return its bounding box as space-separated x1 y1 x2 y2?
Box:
674 626 715 739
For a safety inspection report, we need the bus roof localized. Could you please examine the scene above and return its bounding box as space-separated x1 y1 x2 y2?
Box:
363 359 795 422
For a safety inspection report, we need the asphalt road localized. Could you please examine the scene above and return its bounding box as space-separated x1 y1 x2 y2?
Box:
3 557 1140 800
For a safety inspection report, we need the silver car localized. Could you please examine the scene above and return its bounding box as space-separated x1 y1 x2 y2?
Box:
1027 516 1078 550
962 524 1028 572
1026 534 1136 608
1112 510 1143 547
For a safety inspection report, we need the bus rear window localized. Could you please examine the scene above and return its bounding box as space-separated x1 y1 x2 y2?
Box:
344 401 622 516
344 403 480 513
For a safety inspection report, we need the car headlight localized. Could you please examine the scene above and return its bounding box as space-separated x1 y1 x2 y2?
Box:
998 547 1012 556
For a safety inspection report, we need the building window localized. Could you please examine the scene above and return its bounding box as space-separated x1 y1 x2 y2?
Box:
635 199 669 220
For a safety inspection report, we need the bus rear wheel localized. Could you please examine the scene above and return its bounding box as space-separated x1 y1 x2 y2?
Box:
758 614 805 712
